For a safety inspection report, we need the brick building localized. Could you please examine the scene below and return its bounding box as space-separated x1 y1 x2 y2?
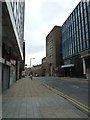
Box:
46 26 63 76
33 64 42 76
42 57 46 76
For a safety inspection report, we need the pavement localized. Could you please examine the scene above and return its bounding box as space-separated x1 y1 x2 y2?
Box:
2 77 88 118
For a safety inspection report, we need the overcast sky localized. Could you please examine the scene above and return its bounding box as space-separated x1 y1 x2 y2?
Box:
24 0 80 67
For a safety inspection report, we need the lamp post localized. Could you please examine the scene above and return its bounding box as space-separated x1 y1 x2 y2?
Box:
30 58 35 68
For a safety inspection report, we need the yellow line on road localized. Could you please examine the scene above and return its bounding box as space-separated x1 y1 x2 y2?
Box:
67 97 89 112
56 90 90 113
43 83 90 113
58 91 89 109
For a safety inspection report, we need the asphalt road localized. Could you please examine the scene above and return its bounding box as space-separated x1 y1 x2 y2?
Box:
34 77 88 107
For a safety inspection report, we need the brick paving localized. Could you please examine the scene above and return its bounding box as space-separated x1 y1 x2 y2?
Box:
2 77 88 118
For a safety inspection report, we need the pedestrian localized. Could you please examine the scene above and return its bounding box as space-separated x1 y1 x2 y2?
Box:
30 74 33 80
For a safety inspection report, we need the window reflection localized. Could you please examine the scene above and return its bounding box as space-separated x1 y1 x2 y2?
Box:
62 1 90 59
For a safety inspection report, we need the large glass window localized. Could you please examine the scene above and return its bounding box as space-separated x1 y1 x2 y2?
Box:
13 2 17 19
86 32 89 40
80 42 83 51
87 5 90 14
85 24 88 32
83 42 86 49
84 2 86 10
85 16 88 25
86 40 89 48
10 0 14 8
80 4 83 14
82 32 85 42
62 1 90 59
85 9 87 17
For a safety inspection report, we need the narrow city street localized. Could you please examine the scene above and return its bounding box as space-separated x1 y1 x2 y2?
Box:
2 77 88 118
1 0 90 119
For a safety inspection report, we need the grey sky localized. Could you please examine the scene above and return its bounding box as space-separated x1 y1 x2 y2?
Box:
24 0 80 66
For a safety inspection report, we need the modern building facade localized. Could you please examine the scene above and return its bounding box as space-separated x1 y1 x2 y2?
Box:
46 26 63 76
62 1 90 79
1 1 25 92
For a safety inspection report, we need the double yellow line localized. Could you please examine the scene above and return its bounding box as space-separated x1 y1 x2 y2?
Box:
57 91 90 113
43 83 90 114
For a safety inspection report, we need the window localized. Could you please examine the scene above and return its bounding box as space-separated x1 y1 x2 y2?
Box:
81 12 84 20
82 27 85 37
72 42 75 54
85 24 88 32
85 17 88 25
80 6 83 14
80 43 83 51
77 45 80 52
84 2 86 9
79 30 82 44
82 19 84 27
78 10 80 17
86 40 89 48
78 16 80 23
11 0 14 8
79 22 81 30
83 33 85 42
13 2 17 18
88 14 90 22
88 5 90 14
86 32 89 40
75 46 77 53
83 42 86 49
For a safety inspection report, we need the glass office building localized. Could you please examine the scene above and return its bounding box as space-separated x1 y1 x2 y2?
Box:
11 1 25 54
62 1 90 78
5 0 25 58
1 1 25 91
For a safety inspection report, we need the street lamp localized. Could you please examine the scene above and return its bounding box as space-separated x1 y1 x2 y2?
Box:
30 58 35 67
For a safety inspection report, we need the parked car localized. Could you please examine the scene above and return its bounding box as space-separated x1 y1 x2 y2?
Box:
34 73 39 77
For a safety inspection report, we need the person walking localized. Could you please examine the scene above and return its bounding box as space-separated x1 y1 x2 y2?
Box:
30 71 33 80
30 74 33 80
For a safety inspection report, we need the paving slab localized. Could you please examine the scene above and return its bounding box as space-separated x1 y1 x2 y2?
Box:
2 77 88 118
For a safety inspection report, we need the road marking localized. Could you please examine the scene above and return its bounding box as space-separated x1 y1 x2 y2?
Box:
58 91 90 113
72 85 79 89
43 83 90 113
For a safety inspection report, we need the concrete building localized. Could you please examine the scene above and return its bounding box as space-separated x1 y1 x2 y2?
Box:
42 57 46 76
33 64 42 77
61 1 90 79
1 1 25 92
0 2 2 94
19 41 25 78
46 26 63 77
31 57 46 77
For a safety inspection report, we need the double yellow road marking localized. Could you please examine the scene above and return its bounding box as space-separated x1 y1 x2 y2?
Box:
57 91 90 113
43 83 90 113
